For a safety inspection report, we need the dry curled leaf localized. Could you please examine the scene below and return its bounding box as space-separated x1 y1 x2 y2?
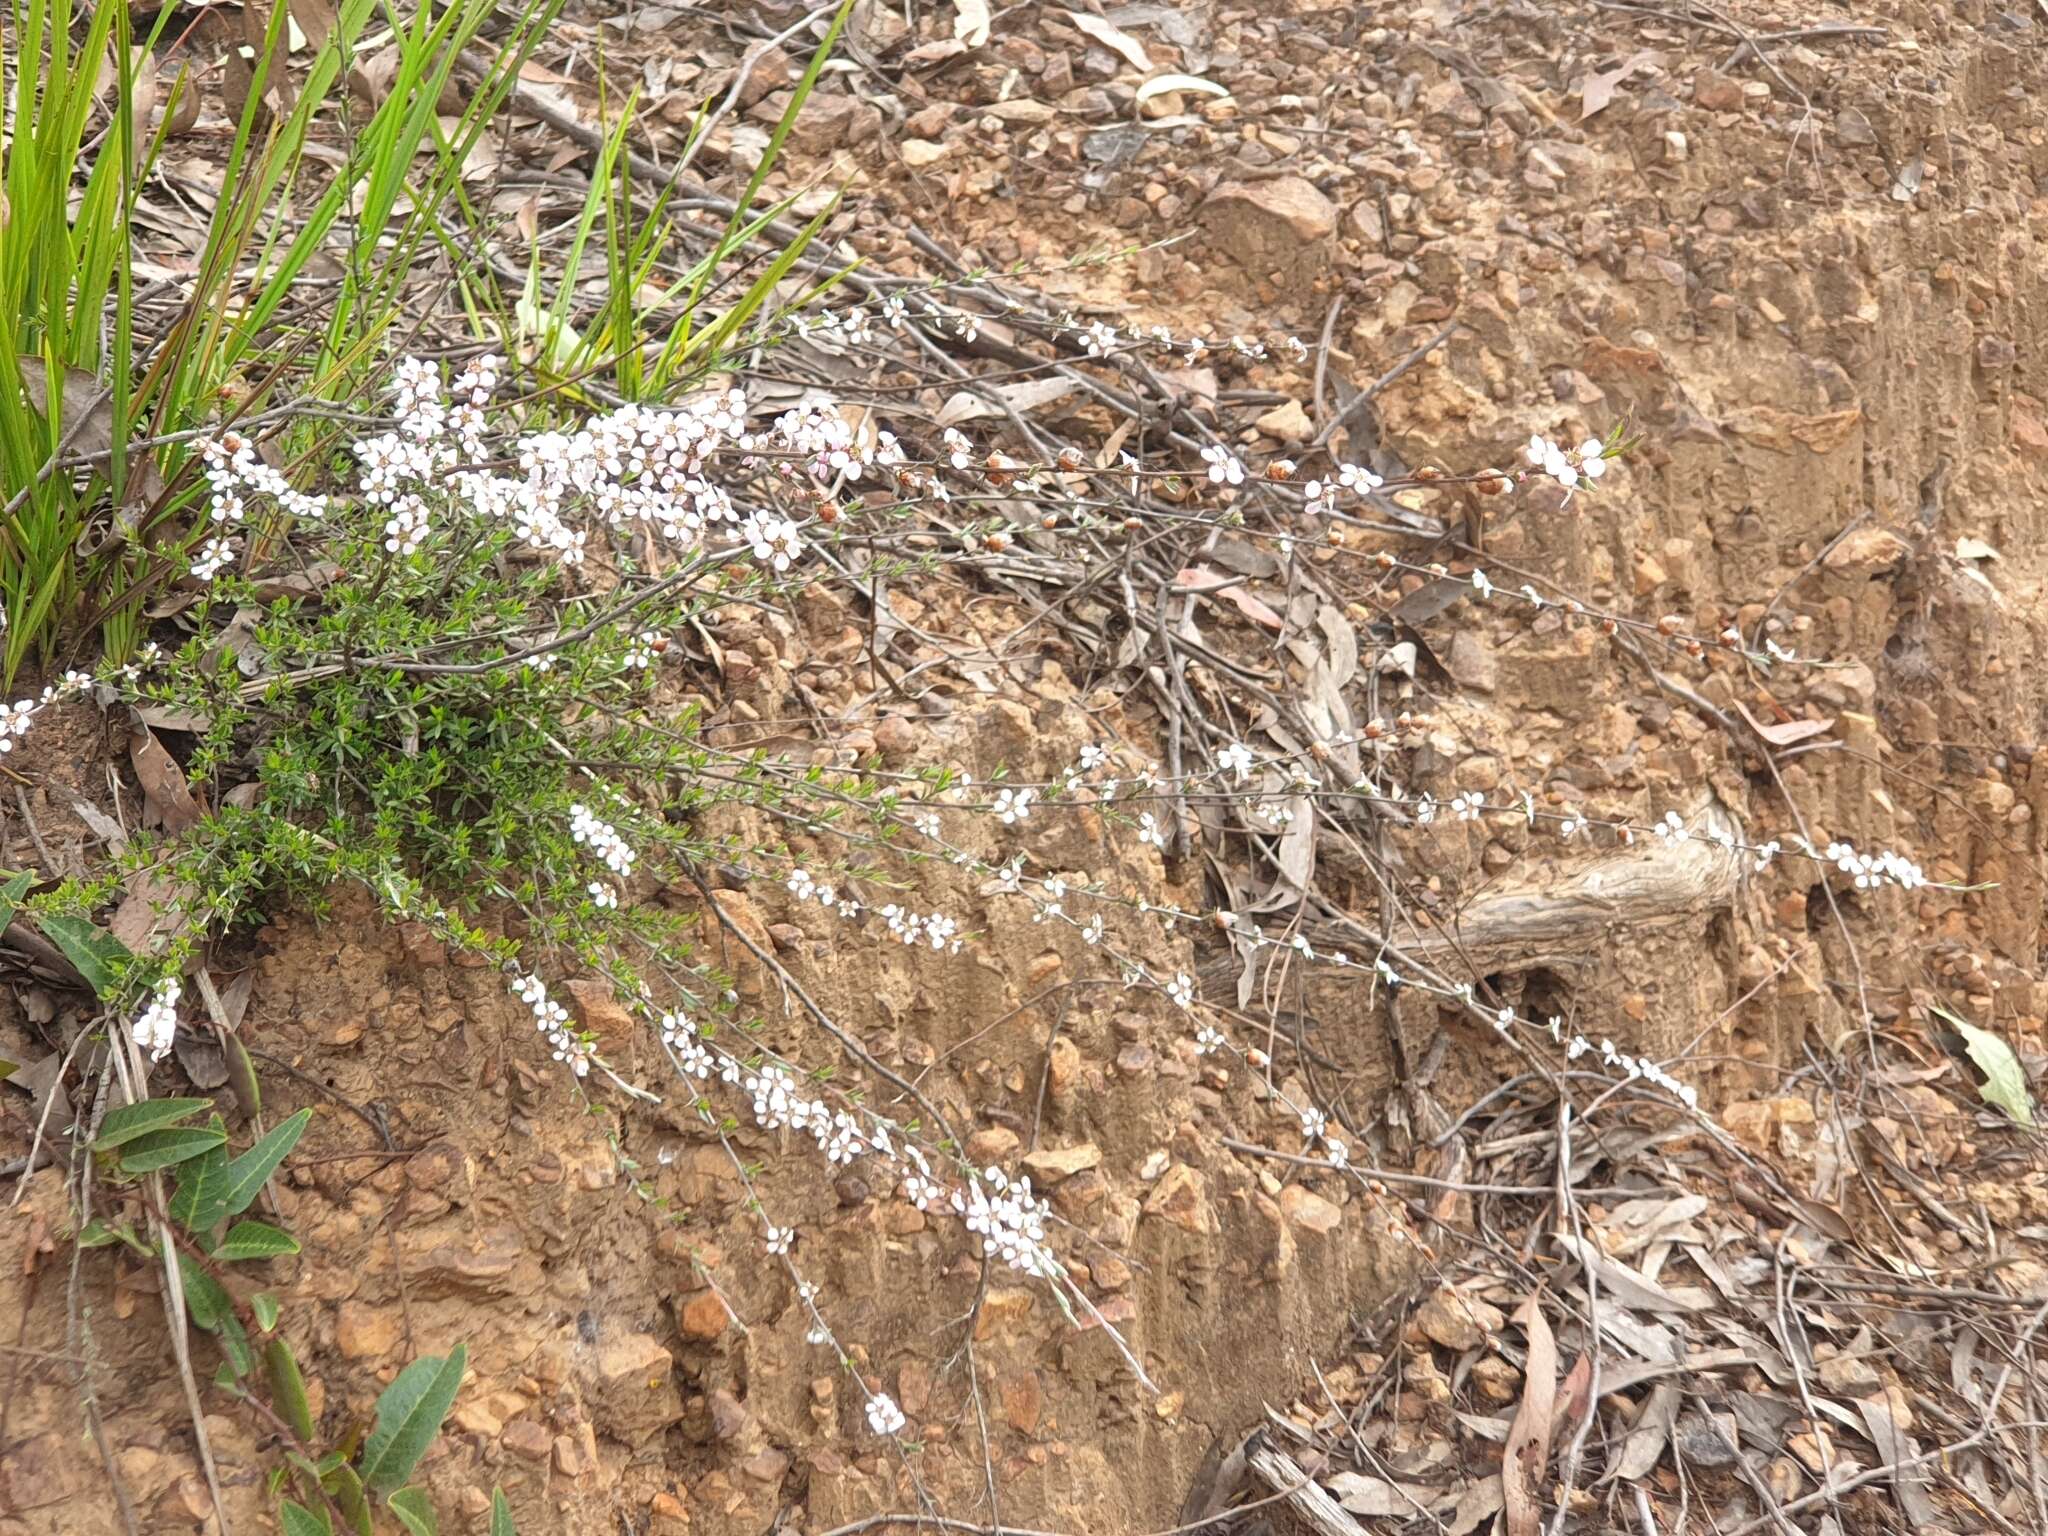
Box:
1067 10 1152 70
130 725 204 835
1503 1296 1556 1536
16 358 114 461
952 0 990 48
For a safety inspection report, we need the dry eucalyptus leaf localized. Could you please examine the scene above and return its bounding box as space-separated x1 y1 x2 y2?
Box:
16 358 114 460
952 0 990 47
1067 10 1152 70
1135 73 1230 107
130 726 204 834
935 377 1077 426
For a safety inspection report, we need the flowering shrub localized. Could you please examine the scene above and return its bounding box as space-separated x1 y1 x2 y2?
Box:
20 287 1963 1499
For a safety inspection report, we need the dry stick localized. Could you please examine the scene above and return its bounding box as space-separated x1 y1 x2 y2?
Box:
105 1032 234 1536
68 1074 143 1536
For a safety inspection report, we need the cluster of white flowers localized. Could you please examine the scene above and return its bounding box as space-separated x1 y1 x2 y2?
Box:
512 972 590 1077
864 1391 907 1436
188 430 330 583
993 786 1035 824
0 669 91 755
568 802 636 878
878 903 961 951
1525 433 1610 493
132 977 181 1062
1824 841 1927 891
1303 461 1386 509
1200 443 1246 487
952 1164 1057 1277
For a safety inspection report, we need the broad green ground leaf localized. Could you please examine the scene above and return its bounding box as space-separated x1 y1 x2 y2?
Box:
118 1124 227 1173
1942 1007 2037 1126
490 1488 517 1536
36 913 131 996
95 1096 210 1149
268 1337 316 1441
324 1462 373 1536
176 1251 233 1330
280 1500 333 1536
387 1487 438 1536
252 1291 281 1331
359 1345 467 1493
216 1219 300 1261
220 1108 313 1217
0 869 34 935
170 1126 232 1233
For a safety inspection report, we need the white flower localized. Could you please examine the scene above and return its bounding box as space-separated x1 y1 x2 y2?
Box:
763 1225 793 1256
1136 812 1164 848
1471 569 1493 599
1166 972 1195 1009
1337 463 1382 494
1577 438 1608 480
1200 444 1245 486
993 787 1035 825
1194 1024 1226 1055
1084 321 1119 357
133 978 181 1062
587 882 617 909
1217 742 1255 783
866 1393 907 1436
1653 810 1685 842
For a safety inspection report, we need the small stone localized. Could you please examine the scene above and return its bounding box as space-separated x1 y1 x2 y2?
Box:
1693 71 1744 111
1815 1351 1881 1395
1472 1355 1521 1403
1091 1255 1133 1291
1144 1164 1213 1234
1416 1288 1505 1350
900 139 949 168
966 1126 1022 1163
741 1448 791 1484
1279 1184 1341 1236
1001 1371 1043 1434
1203 177 1337 281
1446 631 1497 694
503 1420 553 1461
565 978 634 1043
1662 130 1689 163
1021 1142 1102 1184
1254 400 1314 442
335 1300 401 1360
1046 1036 1081 1098
873 715 920 759
555 1429 597 1478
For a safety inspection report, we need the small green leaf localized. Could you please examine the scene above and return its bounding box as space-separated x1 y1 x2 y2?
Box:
220 1312 255 1376
118 1124 228 1174
0 869 34 935
225 1031 262 1118
36 914 131 996
325 1463 373 1536
176 1251 233 1331
280 1500 333 1536
1939 1006 2037 1127
387 1487 438 1536
216 1220 300 1261
252 1291 281 1332
0 1058 16 1082
490 1488 517 1536
220 1108 313 1217
169 1126 231 1234
268 1337 316 1442
95 1096 212 1150
359 1344 467 1493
